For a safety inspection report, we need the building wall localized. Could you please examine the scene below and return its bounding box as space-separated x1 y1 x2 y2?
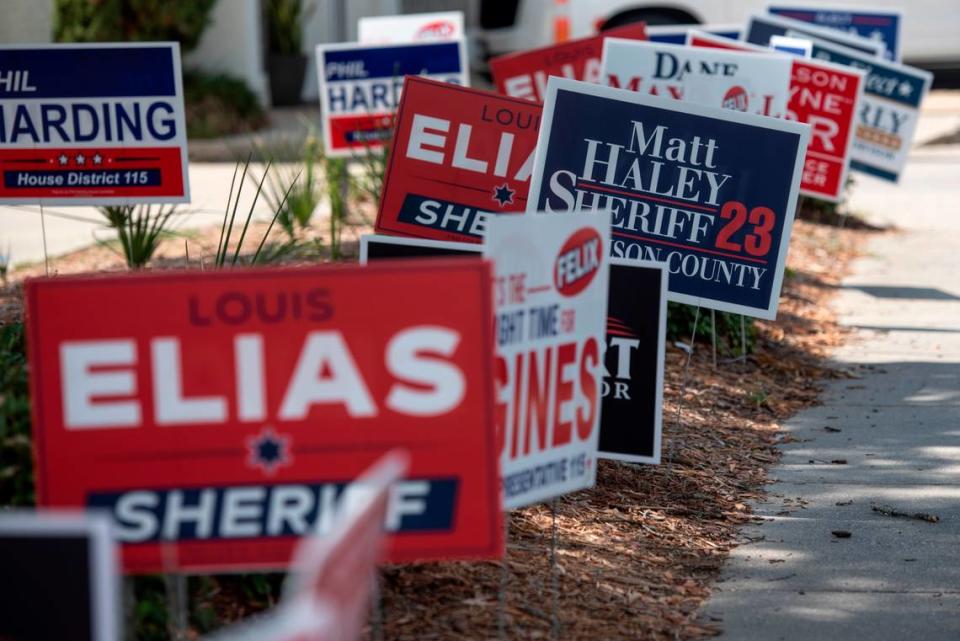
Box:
0 0 270 107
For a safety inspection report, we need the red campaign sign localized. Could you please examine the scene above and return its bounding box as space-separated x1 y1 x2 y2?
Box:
489 23 648 102
25 262 503 573
688 32 864 202
375 77 542 243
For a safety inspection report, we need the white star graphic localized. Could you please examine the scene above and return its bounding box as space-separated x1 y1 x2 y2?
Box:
898 82 913 98
58 154 68 166
75 153 86 166
93 153 103 165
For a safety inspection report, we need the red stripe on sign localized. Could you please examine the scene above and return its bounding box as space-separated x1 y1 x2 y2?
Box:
0 147 185 200
328 113 395 152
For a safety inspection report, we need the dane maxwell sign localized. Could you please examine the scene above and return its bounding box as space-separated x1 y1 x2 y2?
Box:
803 37 931 183
316 39 468 158
0 43 189 205
527 77 810 319
485 212 610 508
376 77 541 243
489 23 647 103
688 31 864 203
25 262 502 573
600 39 791 118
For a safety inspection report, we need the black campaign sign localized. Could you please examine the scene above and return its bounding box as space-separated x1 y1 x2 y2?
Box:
599 262 666 464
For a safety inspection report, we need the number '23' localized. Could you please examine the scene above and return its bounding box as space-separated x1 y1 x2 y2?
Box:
715 202 776 257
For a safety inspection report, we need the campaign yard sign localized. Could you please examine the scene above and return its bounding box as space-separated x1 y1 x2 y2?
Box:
25 262 502 573
484 212 610 508
645 24 742 45
489 23 647 103
527 77 809 319
769 5 901 61
359 233 666 464
316 40 468 158
600 39 791 118
745 13 885 58
359 11 464 43
204 452 405 641
0 43 189 205
375 77 541 243
600 260 666 464
689 30 865 203
0 511 119 641
803 37 931 183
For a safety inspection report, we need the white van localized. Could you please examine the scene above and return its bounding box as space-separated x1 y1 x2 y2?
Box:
470 0 960 67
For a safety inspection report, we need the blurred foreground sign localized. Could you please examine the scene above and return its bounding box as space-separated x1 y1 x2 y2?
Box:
316 40 468 158
26 262 502 573
376 77 541 243
527 77 810 319
0 511 119 641
202 451 406 641
485 212 610 508
489 23 647 103
0 43 189 205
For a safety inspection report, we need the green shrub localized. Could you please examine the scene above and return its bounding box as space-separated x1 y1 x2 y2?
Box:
0 323 33 507
666 302 756 356
266 0 306 55
54 0 216 51
184 71 266 139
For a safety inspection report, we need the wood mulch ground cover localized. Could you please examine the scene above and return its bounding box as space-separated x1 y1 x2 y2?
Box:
0 215 879 640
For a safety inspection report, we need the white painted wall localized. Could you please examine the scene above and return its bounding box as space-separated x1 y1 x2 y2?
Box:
184 0 270 106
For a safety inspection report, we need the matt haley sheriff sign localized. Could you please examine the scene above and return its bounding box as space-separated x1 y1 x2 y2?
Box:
527 77 810 319
25 262 502 572
0 43 189 204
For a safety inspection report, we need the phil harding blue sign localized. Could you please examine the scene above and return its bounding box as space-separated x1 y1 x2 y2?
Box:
769 5 901 61
0 43 189 205
316 39 468 158
526 77 810 320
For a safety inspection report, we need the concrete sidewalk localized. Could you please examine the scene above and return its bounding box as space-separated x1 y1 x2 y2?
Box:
701 147 960 639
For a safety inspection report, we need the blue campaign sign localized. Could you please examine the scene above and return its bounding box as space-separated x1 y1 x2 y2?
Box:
769 5 901 61
804 37 932 182
316 40 468 158
527 77 810 319
0 43 189 205
646 24 741 45
746 13 885 58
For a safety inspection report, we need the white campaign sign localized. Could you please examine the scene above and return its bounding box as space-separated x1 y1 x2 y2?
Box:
358 11 464 43
485 212 610 509
601 39 792 118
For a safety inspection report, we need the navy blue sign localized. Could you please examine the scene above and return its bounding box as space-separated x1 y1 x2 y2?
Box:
527 77 809 319
770 5 901 61
746 13 885 58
